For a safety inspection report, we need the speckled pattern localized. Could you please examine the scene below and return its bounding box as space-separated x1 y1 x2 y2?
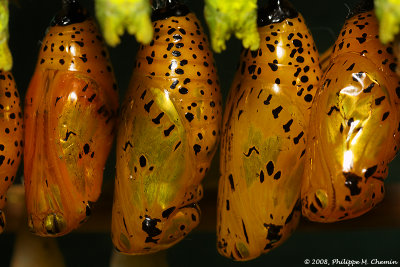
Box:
301 10 400 222
0 71 23 234
112 9 221 254
217 5 322 261
24 17 118 237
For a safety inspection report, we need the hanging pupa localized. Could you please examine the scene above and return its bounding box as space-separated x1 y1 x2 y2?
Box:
24 0 118 236
0 0 23 234
112 0 222 254
217 0 322 260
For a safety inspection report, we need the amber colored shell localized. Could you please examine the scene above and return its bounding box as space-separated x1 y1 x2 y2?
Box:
301 11 400 222
0 71 23 233
112 11 221 254
217 12 322 261
24 18 118 236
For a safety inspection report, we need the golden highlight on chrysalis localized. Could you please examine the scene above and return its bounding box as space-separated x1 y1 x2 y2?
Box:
112 0 222 254
217 0 322 261
24 1 118 236
301 1 400 222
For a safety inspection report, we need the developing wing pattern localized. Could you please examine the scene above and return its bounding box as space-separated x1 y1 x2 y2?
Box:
301 4 400 222
112 2 221 254
217 0 322 261
24 2 118 236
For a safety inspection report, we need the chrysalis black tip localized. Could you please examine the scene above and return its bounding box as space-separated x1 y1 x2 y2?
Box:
51 0 88 26
151 0 190 21
347 0 374 19
258 0 298 27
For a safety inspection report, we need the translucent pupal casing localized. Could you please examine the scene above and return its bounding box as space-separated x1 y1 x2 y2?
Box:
217 0 322 261
301 8 400 222
112 3 221 254
0 71 23 233
24 4 118 236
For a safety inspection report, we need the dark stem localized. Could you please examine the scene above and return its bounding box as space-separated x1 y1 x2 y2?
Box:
151 0 189 21
347 0 374 19
61 0 79 8
152 0 183 10
51 0 87 26
258 0 298 27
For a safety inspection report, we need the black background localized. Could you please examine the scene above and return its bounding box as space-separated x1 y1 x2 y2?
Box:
0 0 399 266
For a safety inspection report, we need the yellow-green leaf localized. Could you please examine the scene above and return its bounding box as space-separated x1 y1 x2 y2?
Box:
0 0 12 71
375 0 400 44
204 0 260 53
95 0 153 47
